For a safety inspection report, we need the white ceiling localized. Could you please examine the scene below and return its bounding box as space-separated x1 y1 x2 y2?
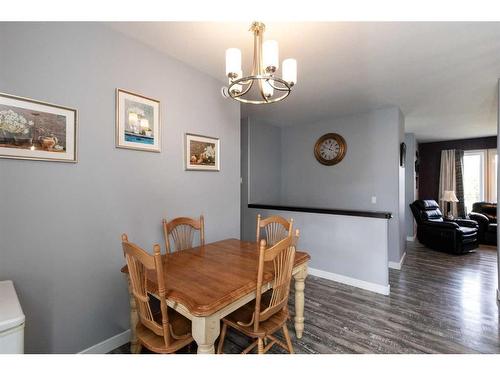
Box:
107 22 500 142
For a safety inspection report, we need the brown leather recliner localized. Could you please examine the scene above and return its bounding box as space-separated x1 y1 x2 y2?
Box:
469 202 497 245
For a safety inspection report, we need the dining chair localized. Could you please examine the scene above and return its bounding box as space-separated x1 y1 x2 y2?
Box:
162 215 205 254
217 230 299 354
256 214 294 246
121 234 193 354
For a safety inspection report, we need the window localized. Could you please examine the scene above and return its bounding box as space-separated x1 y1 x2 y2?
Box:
487 149 497 203
463 149 497 214
463 151 485 214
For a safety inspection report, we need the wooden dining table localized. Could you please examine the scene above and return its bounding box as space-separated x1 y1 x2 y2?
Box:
121 238 310 354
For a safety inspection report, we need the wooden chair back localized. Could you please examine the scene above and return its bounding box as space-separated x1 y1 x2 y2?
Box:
162 215 205 253
253 229 299 332
256 214 294 246
121 234 172 347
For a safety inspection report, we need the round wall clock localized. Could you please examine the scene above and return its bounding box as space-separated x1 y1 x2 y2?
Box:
314 133 347 166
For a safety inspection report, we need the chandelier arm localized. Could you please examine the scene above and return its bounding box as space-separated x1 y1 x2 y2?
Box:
231 78 255 98
228 75 291 104
268 80 291 92
250 22 264 76
251 22 267 100
259 83 270 103
229 90 290 104
238 79 253 86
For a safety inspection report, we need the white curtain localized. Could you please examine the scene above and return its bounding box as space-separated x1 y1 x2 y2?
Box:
438 149 457 216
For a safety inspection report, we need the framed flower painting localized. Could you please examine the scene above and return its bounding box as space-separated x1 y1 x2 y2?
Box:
0 92 77 162
185 133 220 171
115 89 161 152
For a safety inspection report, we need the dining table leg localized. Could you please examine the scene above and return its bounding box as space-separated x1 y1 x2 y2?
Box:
126 275 140 354
191 315 220 354
293 264 308 339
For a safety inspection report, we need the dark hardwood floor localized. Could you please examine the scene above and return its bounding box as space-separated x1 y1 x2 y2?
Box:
110 241 500 354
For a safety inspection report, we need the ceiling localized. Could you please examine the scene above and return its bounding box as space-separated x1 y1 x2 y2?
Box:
107 22 500 142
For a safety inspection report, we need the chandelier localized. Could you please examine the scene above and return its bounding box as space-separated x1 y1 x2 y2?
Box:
222 22 297 104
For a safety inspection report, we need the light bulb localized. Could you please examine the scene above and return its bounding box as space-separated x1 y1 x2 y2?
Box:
282 58 297 86
263 40 279 73
225 48 241 77
263 79 274 98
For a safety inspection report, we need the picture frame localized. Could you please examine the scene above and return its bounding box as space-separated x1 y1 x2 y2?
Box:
400 142 406 167
185 133 220 171
115 88 161 152
0 92 77 162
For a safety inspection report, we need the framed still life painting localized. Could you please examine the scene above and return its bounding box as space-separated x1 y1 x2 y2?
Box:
0 92 77 162
115 89 161 152
185 133 220 171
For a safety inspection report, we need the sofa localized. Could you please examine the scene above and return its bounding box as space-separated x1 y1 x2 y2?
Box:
410 199 479 254
469 202 497 245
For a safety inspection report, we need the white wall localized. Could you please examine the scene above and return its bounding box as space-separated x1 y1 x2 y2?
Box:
0 23 241 353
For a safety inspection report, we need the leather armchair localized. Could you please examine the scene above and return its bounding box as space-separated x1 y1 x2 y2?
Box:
469 202 497 245
410 200 478 254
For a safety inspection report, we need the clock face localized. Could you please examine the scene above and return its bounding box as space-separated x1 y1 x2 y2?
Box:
314 133 346 165
319 138 341 161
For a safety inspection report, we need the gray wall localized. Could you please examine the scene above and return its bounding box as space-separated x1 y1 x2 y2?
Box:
277 107 405 263
404 133 417 238
240 114 390 291
244 207 390 293
241 106 405 290
240 118 250 238
248 118 282 204
0 23 240 353
397 111 406 261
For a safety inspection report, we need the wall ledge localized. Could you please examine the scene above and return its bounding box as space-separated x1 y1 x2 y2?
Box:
309 267 390 295
248 203 392 219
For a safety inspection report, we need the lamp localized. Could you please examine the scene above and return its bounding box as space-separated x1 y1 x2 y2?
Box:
441 190 459 219
225 48 241 77
222 21 297 104
262 40 279 72
282 58 297 86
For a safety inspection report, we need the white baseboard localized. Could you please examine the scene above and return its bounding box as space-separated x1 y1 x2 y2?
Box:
388 252 406 270
309 267 390 296
79 329 130 354
406 236 415 242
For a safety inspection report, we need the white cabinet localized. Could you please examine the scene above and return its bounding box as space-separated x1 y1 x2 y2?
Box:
0 280 25 353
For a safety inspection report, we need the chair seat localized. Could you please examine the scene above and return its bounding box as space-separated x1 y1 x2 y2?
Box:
136 308 193 354
222 291 289 338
